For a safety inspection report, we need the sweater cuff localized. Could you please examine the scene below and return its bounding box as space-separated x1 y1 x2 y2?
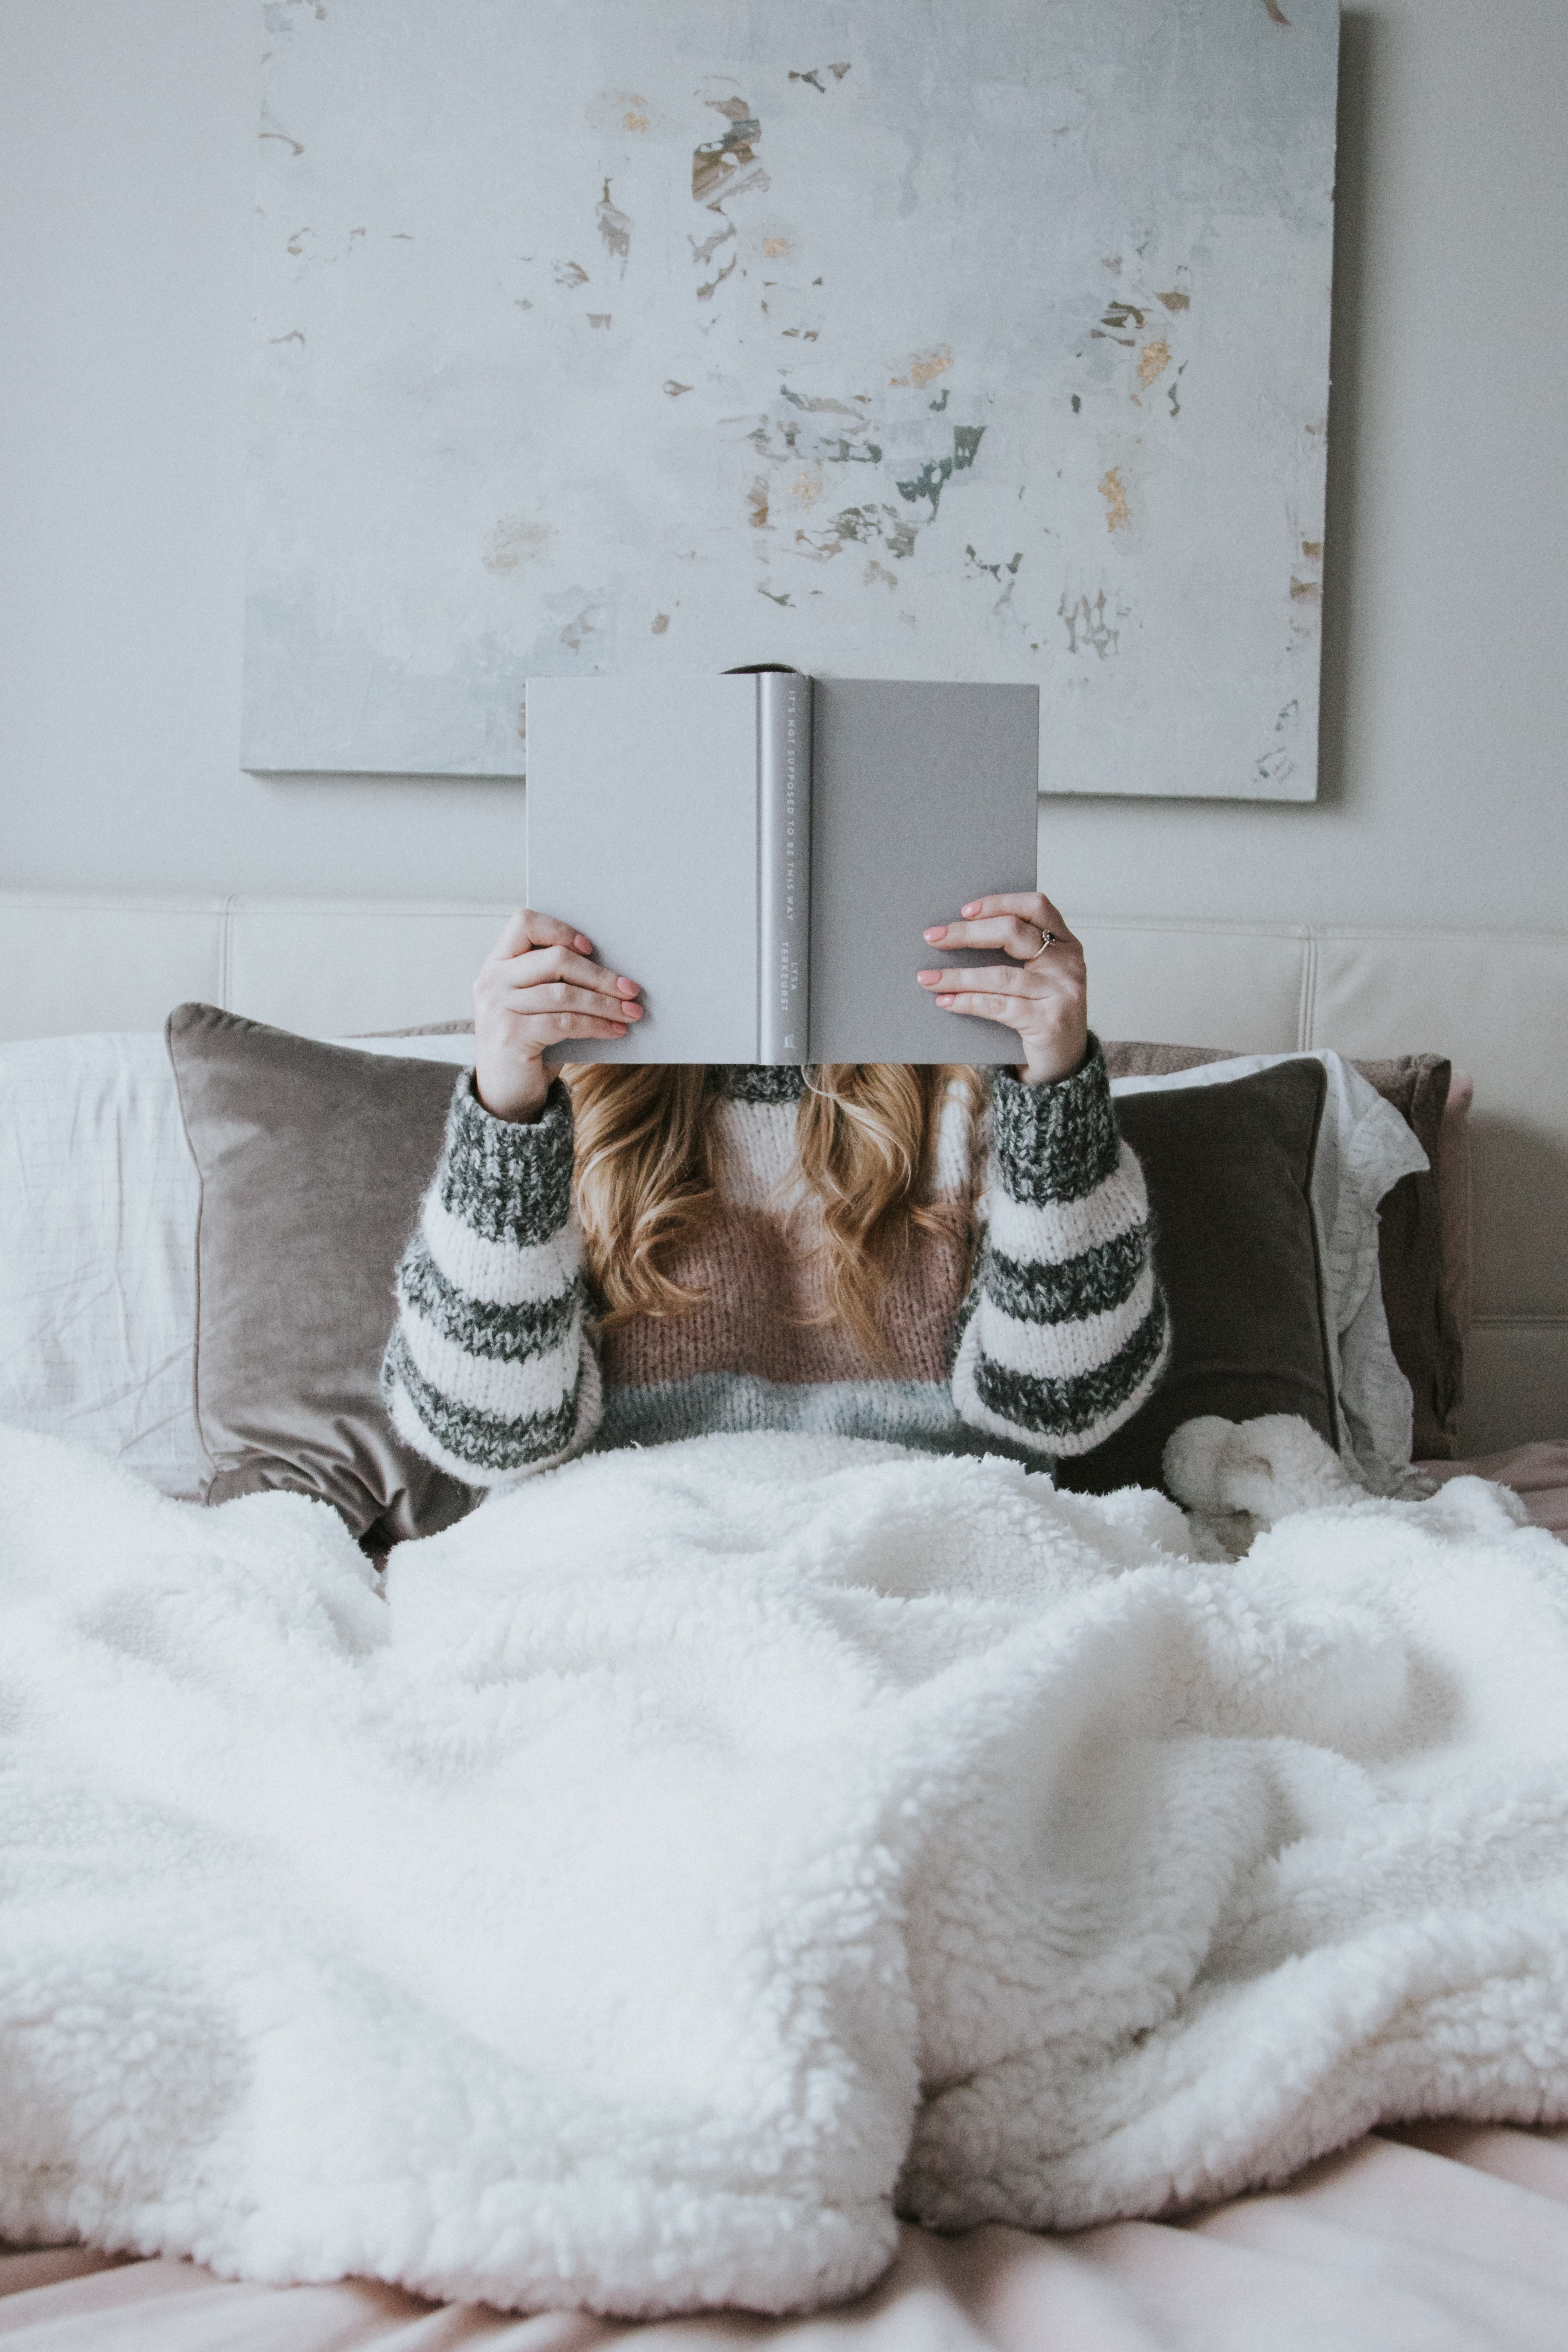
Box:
435 1073 576 1247
989 1036 1121 1208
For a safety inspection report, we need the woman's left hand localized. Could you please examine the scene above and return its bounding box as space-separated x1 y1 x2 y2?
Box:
917 891 1089 1085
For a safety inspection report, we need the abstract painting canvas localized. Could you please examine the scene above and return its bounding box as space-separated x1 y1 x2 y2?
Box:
243 0 1337 795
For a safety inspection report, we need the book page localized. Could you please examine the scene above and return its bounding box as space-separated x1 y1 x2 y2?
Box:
808 682 1039 1064
526 675 759 1062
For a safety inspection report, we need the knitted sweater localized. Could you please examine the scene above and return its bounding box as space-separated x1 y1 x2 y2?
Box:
382 1047 1168 1483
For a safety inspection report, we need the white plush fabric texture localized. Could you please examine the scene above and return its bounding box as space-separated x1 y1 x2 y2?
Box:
3 1419 1568 2317
1112 1052 1429 1487
0 1035 204 1497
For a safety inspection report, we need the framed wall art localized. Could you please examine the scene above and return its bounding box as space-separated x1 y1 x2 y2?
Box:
243 0 1337 796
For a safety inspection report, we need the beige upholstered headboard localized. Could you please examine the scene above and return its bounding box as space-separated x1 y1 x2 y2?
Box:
3 891 1564 1458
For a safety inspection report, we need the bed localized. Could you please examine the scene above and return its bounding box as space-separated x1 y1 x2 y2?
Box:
8 2125 1568 2349
2 891 1567 2348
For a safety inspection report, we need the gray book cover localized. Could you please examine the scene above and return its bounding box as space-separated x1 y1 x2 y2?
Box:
526 674 1039 1064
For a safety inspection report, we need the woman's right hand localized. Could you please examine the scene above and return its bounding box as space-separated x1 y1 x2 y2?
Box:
472 909 643 1122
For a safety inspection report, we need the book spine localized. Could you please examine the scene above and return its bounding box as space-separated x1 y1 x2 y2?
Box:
757 673 812 1062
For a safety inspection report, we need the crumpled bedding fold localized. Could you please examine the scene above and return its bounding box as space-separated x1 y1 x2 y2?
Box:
2 1419 1568 2317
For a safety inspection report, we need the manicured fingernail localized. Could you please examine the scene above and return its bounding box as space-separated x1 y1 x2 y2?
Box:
616 976 641 993
924 926 946 942
576 935 593 952
612 1023 627 1034
936 995 955 1008
961 902 980 916
917 970 940 984
624 1003 642 1016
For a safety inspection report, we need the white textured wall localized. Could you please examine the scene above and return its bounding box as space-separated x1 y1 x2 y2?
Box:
1 0 1565 927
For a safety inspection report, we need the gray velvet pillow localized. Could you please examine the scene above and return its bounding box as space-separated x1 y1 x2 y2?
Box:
1102 1041 1463 1458
166 1003 476 1548
1057 1058 1336 1498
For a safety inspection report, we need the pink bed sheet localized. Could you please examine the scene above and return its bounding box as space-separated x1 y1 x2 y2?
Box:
9 2130 1568 2352
7 1441 1568 2350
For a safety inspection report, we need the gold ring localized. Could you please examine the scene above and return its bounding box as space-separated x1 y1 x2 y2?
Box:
1027 931 1058 964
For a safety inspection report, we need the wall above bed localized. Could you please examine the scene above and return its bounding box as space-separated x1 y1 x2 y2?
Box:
0 0 1566 926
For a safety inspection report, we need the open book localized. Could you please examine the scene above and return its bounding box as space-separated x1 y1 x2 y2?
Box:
526 674 1039 1065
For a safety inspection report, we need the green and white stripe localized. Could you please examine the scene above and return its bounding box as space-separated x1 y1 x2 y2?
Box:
950 1055 1170 1458
382 1078 601 1485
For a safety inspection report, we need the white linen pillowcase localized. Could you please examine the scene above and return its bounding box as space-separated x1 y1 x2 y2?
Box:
1111 1051 1428 1490
0 1033 205 1497
0 1031 1421 1499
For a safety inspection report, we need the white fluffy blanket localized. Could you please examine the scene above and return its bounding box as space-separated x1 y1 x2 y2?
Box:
4 1420 1568 2317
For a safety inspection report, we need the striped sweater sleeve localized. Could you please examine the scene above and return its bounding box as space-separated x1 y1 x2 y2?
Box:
381 1074 602 1486
951 1041 1170 1458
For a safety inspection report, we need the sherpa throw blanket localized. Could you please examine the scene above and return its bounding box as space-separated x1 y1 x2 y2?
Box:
4 1420 1568 2317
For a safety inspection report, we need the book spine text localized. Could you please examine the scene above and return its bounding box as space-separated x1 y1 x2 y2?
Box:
757 673 812 1062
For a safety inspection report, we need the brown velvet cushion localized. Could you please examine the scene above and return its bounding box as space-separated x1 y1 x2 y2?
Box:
1056 1059 1335 1498
166 1003 476 1548
1103 1042 1465 1460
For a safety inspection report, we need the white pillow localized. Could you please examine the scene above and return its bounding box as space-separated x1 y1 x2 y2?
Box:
0 1033 205 1497
1111 1053 1429 1491
0 1030 473 1502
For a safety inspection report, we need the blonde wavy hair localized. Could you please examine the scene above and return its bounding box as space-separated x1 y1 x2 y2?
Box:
562 1063 987 1359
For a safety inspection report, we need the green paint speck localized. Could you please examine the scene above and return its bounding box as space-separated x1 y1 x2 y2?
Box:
895 425 985 517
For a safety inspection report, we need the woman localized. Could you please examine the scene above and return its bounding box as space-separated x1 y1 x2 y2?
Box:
383 893 1168 1482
